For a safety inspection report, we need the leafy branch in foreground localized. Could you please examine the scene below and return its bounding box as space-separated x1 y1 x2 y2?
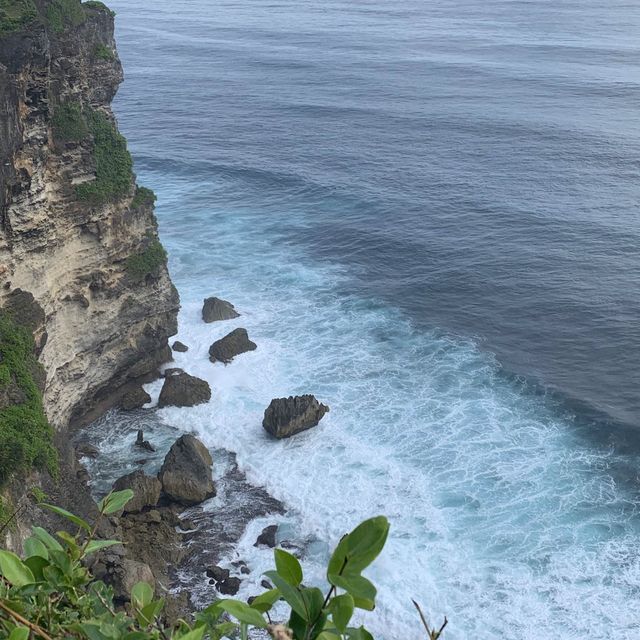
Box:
0 490 446 639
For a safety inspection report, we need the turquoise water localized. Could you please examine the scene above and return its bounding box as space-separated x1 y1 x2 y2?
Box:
107 1 640 637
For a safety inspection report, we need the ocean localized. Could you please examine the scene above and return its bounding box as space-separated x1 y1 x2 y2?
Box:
101 0 640 637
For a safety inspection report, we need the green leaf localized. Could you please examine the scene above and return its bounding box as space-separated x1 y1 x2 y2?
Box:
174 625 206 640
327 534 349 579
98 489 134 515
346 626 374 640
138 599 164 626
330 594 355 632
32 526 63 551
264 570 308 620
131 581 154 608
301 587 325 623
24 555 49 582
316 633 341 640
328 575 376 610
24 536 48 560
215 599 268 628
274 548 303 586
345 516 389 573
40 503 91 532
249 588 281 612
85 540 121 555
8 627 29 640
0 550 35 586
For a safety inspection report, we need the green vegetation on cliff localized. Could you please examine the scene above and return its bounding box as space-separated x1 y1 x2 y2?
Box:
132 185 157 208
0 494 428 640
0 0 37 33
76 109 134 204
0 313 57 487
126 238 168 281
46 0 85 33
94 42 114 60
83 0 115 16
52 101 88 144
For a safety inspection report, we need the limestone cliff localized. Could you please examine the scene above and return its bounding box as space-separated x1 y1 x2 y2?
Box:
0 0 179 430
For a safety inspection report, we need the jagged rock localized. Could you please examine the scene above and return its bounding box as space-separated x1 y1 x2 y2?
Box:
162 367 184 377
158 434 215 505
263 395 329 439
158 370 211 408
202 297 240 323
121 386 151 410
240 565 250 575
208 328 257 364
135 429 156 452
254 525 278 548
114 559 155 602
113 470 161 513
261 579 273 590
172 340 189 352
206 566 230 582
75 441 99 459
218 577 241 595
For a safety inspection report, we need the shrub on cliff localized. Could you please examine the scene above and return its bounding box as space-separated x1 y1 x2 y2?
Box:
126 238 168 281
0 313 57 487
46 0 85 33
76 109 134 204
132 186 157 208
0 0 37 33
52 101 88 144
94 43 115 61
83 0 115 17
0 491 446 639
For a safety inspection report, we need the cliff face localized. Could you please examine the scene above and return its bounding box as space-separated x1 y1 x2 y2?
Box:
0 1 179 429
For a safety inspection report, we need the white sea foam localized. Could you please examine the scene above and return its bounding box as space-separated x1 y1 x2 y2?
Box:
132 176 640 640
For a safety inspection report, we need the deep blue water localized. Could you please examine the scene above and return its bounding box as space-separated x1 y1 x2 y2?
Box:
106 1 640 637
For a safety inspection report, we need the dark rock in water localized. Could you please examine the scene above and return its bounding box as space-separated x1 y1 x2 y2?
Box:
121 386 151 411
135 429 155 452
162 367 184 377
113 470 161 513
217 576 241 595
206 566 230 582
209 328 257 364
202 296 240 323
77 465 90 484
254 524 278 548
172 340 189 352
240 565 250 575
263 395 329 439
158 434 215 505
261 579 273 590
158 370 211 408
75 441 99 459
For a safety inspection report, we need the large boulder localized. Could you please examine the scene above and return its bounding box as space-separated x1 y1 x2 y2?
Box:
172 340 189 352
158 370 211 408
121 386 151 410
113 470 161 513
263 395 329 439
202 297 240 323
158 434 216 505
209 328 257 364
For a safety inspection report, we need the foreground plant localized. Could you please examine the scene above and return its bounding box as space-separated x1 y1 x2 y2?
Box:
0 490 445 639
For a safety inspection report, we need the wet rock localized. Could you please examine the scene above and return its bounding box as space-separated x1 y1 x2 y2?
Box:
240 565 250 575
158 370 211 408
261 579 273 590
206 566 230 582
172 340 189 352
202 296 240 323
263 395 329 439
135 429 155 452
218 576 241 595
113 470 161 513
121 386 151 411
162 367 184 377
158 434 216 505
75 441 99 459
208 328 257 364
254 525 278 548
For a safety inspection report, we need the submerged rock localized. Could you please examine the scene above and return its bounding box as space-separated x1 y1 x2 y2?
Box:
158 434 215 505
263 395 329 439
254 524 278 548
121 386 151 411
158 370 211 408
208 328 257 364
135 429 156 452
172 340 189 352
202 296 240 323
75 441 99 459
217 576 241 595
206 566 230 582
113 470 161 513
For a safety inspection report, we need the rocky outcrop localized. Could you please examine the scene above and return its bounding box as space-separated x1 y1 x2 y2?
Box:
172 340 188 352
120 386 151 410
158 370 211 408
254 524 278 548
202 296 239 323
209 328 256 364
112 470 161 513
0 1 179 430
158 434 215 505
263 395 329 439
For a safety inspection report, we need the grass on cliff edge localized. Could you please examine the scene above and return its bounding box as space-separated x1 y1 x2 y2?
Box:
76 109 133 204
0 0 37 33
0 313 57 487
46 0 85 33
52 101 88 144
126 238 167 281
